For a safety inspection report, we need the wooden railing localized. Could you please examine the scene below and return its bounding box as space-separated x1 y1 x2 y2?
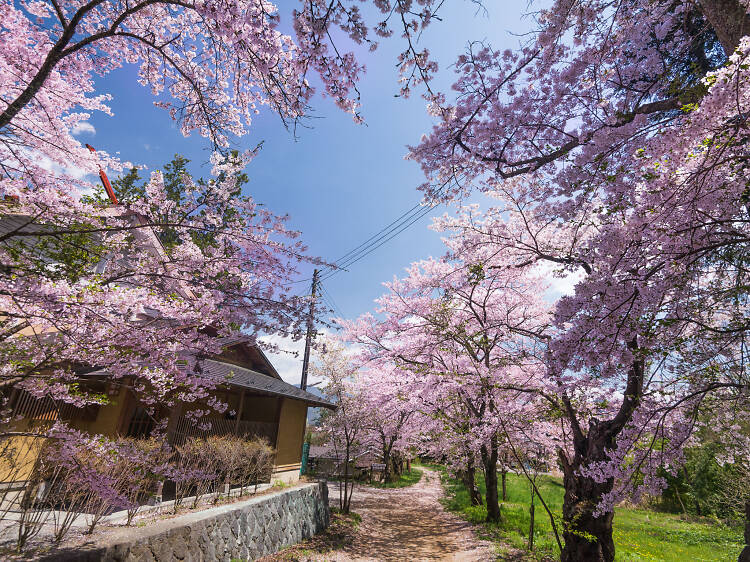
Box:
167 416 277 447
5 389 87 429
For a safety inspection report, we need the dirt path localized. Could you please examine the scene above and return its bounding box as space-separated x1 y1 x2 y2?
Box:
274 468 497 561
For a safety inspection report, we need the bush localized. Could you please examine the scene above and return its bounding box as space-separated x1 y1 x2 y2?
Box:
0 428 276 553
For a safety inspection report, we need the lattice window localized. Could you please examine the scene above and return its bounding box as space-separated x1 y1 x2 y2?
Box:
125 406 154 438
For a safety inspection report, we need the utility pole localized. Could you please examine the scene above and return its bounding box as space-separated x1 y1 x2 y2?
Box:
300 269 319 391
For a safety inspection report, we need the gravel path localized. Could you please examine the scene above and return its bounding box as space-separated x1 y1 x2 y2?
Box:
309 468 496 561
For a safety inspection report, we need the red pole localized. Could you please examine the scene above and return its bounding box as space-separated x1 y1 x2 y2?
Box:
85 144 119 205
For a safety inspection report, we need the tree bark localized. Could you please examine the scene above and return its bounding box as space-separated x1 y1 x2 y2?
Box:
557 348 645 562
342 442 352 513
462 458 483 506
698 0 750 55
381 442 392 483
501 469 508 502
481 439 501 522
559 448 616 562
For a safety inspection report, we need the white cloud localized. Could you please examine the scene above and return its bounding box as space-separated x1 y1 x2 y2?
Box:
260 333 307 385
71 122 96 136
260 328 346 388
37 154 92 181
537 261 586 301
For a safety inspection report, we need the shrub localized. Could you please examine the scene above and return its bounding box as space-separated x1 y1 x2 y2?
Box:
0 429 276 552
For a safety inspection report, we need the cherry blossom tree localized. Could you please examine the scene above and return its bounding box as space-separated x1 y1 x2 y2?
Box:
0 151 319 413
344 243 553 522
404 2 750 559
0 0 457 414
312 338 367 514
357 364 414 483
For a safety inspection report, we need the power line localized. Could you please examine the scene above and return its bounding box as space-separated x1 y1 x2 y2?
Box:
319 200 438 282
290 187 444 291
331 200 426 266
319 282 345 319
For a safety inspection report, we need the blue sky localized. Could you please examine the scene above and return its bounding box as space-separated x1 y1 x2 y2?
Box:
76 2 539 382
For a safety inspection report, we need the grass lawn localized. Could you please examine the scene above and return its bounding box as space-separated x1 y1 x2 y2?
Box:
437 467 743 561
366 467 423 489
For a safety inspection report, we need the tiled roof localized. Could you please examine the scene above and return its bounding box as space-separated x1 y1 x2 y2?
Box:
201 359 335 409
0 214 43 238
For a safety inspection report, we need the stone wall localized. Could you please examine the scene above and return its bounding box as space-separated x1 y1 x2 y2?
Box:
44 482 329 562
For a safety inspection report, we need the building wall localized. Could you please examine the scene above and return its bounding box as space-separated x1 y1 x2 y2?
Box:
240 395 279 423
69 385 128 437
0 385 129 485
273 399 308 483
0 433 46 484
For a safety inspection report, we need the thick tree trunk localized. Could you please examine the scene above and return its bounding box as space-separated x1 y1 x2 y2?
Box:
559 458 616 562
738 500 750 562
556 348 645 562
699 0 750 55
481 439 501 522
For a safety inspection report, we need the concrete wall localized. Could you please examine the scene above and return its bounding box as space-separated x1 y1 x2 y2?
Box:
44 482 330 562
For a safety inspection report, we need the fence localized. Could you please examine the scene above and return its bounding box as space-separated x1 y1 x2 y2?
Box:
167 416 278 446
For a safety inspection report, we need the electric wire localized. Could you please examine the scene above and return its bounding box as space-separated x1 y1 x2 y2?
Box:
291 187 445 323
319 200 438 282
290 189 443 286
330 200 426 266
320 282 345 319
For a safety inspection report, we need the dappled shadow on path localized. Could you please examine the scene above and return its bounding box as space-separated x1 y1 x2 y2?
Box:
327 469 496 561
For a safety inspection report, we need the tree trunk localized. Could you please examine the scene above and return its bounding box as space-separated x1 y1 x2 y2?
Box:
560 459 616 562
557 348 645 562
528 483 535 551
698 0 750 55
342 443 351 513
462 458 483 506
382 445 392 483
738 499 750 562
481 439 501 522
501 469 507 502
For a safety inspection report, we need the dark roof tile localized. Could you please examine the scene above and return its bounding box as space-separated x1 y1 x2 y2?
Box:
201 360 335 409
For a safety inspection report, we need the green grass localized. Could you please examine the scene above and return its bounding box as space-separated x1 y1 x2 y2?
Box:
367 467 423 489
436 467 743 561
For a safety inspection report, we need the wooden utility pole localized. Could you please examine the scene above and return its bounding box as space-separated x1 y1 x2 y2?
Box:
300 269 319 391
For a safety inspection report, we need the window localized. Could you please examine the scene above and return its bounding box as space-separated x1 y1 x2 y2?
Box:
125 406 154 438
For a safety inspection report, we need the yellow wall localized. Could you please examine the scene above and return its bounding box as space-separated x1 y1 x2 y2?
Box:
0 434 47 483
0 386 129 484
274 398 307 479
240 395 279 423
69 385 128 437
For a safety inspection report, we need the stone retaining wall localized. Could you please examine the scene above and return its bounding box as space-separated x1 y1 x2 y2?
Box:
44 482 329 561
